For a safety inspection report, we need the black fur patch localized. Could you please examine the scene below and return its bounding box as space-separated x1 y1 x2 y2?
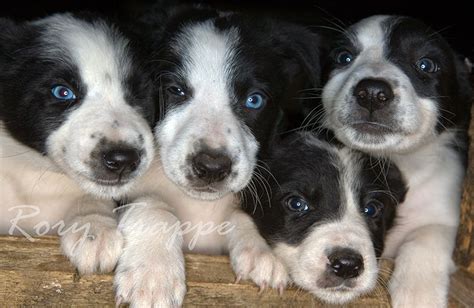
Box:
0 15 155 155
383 16 472 133
242 133 407 255
140 6 325 154
0 20 85 154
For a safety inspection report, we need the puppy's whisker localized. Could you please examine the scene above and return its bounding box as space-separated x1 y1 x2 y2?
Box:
0 150 34 158
256 161 280 190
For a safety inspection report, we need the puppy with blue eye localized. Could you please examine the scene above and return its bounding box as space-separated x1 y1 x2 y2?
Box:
107 5 325 307
320 15 473 307
227 132 407 304
0 14 155 274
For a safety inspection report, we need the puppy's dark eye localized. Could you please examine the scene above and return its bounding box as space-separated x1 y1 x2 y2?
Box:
245 93 265 110
362 200 384 218
51 85 76 101
335 50 354 66
416 58 439 73
167 86 186 97
286 196 309 212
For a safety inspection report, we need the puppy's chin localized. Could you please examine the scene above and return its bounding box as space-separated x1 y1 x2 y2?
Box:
179 185 230 201
290 263 377 305
55 159 147 199
171 177 237 201
335 124 433 155
307 284 375 305
76 178 136 199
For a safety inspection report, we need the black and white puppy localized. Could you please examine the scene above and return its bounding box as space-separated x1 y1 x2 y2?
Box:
321 15 473 306
0 14 155 273
228 132 407 304
111 7 324 307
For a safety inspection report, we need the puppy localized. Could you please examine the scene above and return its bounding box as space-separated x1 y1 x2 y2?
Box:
111 7 325 307
228 132 407 304
0 14 155 274
321 15 473 306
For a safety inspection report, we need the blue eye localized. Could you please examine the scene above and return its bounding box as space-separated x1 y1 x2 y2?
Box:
286 196 309 212
335 51 354 66
51 85 76 100
417 58 439 73
245 93 265 110
363 200 383 218
167 86 186 97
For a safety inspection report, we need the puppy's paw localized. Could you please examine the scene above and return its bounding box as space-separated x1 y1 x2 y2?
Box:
389 277 447 308
230 245 289 293
60 214 123 275
114 251 186 307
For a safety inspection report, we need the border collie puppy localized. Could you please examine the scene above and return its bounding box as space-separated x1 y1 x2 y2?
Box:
112 7 324 307
0 14 155 273
321 15 473 306
228 132 407 304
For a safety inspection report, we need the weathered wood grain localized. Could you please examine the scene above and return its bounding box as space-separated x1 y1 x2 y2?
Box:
0 235 472 307
0 235 387 307
455 103 474 275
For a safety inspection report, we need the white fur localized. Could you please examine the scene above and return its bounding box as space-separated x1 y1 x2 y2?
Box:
156 21 259 200
60 195 123 275
113 156 239 306
0 127 83 235
270 148 378 304
1 15 154 275
36 15 154 198
322 15 465 307
114 196 186 308
227 210 289 292
382 131 462 307
322 15 439 154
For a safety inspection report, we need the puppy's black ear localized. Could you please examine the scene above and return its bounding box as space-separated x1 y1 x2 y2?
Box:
385 161 408 205
454 55 473 112
0 18 28 64
0 18 18 53
270 22 329 130
277 23 326 89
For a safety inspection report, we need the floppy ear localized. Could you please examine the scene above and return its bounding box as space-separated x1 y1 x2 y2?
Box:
454 55 473 112
277 23 327 89
270 22 329 130
385 160 408 205
0 18 28 66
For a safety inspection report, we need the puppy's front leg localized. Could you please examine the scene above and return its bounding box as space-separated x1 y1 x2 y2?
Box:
60 195 123 274
227 209 289 293
389 224 457 308
114 196 186 307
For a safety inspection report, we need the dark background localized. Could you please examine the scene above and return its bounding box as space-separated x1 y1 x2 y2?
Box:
1 0 472 58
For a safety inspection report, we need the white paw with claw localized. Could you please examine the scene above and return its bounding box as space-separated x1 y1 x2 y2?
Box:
114 251 186 307
230 245 289 294
61 214 123 275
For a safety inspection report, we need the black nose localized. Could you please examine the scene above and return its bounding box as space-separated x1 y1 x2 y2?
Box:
192 151 232 183
328 248 364 279
103 148 141 174
353 78 394 111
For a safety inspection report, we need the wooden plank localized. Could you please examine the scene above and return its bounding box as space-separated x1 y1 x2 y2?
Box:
0 234 473 307
0 236 394 307
455 103 474 275
1 235 472 307
449 269 474 307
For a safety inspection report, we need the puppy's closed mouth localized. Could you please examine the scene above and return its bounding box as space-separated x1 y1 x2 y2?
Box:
82 175 132 187
317 276 357 290
190 186 219 193
349 121 396 135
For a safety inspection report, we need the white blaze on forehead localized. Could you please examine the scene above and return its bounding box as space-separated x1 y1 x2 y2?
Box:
338 148 361 216
352 15 390 62
35 14 131 104
175 21 239 110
